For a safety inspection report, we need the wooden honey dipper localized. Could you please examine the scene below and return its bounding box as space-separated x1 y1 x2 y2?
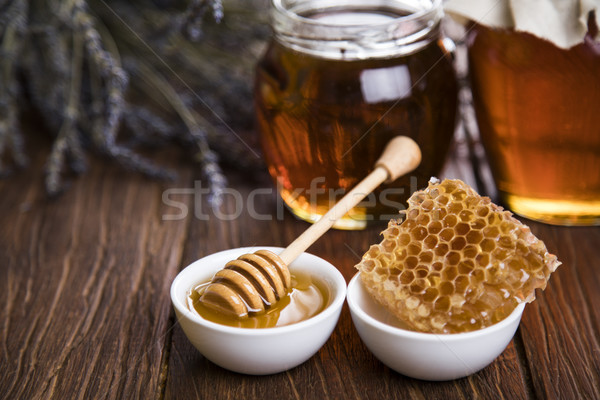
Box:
199 136 422 318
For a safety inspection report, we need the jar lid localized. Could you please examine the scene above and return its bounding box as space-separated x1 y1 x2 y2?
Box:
445 0 599 49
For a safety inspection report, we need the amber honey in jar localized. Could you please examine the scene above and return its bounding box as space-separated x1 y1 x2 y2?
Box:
467 22 600 226
255 0 458 229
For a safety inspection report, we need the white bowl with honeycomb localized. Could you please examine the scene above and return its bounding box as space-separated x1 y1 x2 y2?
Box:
348 179 560 380
348 272 525 380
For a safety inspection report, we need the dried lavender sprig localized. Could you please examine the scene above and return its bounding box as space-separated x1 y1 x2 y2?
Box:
109 146 176 180
70 0 128 150
0 0 29 174
205 129 264 172
193 142 226 206
72 1 174 180
66 128 87 174
38 26 70 116
181 0 223 41
45 134 69 196
0 0 23 32
83 27 175 181
122 104 181 145
135 61 227 205
45 28 84 196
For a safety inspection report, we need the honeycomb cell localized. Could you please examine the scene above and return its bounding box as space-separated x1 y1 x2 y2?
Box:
480 238 496 252
477 206 490 217
434 243 449 257
415 267 429 279
400 270 414 284
462 244 478 259
439 281 454 296
424 235 438 249
427 221 443 234
498 235 513 248
381 239 395 252
434 296 451 312
459 209 474 222
439 228 454 242
397 248 408 261
444 181 457 193
410 280 426 294
471 218 487 230
458 260 475 275
443 214 458 227
455 275 470 294
452 189 467 201
437 195 450 205
466 230 484 244
445 252 461 266
419 250 434 263
408 208 420 219
416 213 431 226
421 199 434 211
455 222 470 236
387 225 400 237
355 178 561 334
492 247 509 261
442 265 458 281
476 253 490 267
411 226 428 241
423 287 439 302
484 226 500 238
407 242 421 256
361 259 376 272
405 256 418 269
448 202 463 214
398 233 411 246
434 208 447 221
451 236 467 251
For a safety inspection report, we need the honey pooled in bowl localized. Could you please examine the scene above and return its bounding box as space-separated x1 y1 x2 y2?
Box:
355 178 561 334
188 271 329 329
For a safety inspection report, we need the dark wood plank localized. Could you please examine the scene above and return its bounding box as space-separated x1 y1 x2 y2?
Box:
518 223 600 399
2 132 598 400
0 145 193 399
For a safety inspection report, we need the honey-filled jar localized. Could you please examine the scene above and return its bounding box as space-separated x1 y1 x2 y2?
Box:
255 0 458 229
467 22 600 226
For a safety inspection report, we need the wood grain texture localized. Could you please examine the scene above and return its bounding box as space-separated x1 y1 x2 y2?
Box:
0 144 192 399
0 136 598 400
518 223 600 399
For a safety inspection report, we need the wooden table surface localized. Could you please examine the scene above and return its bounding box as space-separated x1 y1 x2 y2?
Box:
1 132 599 400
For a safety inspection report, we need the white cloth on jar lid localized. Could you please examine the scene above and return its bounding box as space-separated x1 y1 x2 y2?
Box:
444 0 600 49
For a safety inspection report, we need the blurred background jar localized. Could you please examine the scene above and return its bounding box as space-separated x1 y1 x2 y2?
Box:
447 1 600 226
254 0 458 229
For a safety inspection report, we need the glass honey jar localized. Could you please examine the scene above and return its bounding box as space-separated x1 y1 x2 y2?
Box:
467 22 600 226
255 0 458 229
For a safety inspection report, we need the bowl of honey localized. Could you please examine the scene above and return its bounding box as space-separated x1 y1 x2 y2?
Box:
170 246 346 375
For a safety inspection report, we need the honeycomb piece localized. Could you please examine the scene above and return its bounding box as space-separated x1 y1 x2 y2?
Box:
355 178 561 334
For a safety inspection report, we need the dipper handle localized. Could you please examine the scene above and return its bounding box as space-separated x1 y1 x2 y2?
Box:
279 136 421 265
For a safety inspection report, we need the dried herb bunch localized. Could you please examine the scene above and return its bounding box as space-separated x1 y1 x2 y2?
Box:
0 0 269 204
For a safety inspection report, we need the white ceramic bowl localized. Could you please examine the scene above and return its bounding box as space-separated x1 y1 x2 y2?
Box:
171 247 346 375
347 272 526 381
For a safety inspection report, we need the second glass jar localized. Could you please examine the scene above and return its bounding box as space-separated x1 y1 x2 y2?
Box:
255 0 458 229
